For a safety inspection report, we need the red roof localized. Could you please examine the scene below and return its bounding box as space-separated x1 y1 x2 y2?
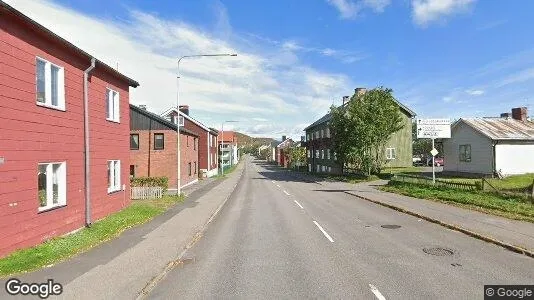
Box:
218 131 237 143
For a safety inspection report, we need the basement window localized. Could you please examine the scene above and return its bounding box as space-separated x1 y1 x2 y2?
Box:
36 57 65 111
130 134 139 150
38 162 66 211
459 144 471 162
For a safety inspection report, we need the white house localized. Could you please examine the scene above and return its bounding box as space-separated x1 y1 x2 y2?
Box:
443 107 534 177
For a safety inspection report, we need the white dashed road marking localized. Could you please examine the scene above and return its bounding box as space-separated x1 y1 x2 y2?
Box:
293 200 304 209
313 221 334 243
369 284 386 300
283 190 290 196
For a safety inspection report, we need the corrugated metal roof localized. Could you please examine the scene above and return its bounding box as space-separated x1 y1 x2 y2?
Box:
460 118 534 140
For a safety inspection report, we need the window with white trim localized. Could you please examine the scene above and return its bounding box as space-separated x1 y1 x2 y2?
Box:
106 88 120 122
36 57 65 110
38 162 66 211
107 160 121 193
334 152 337 161
327 149 331 160
316 164 320 172
321 149 324 159
386 148 396 160
307 150 310 158
315 150 319 158
320 129 324 138
326 127 330 138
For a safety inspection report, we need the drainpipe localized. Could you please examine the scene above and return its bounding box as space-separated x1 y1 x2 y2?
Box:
84 58 96 227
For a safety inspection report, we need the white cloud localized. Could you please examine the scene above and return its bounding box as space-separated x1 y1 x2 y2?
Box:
496 67 534 87
442 96 453 103
412 0 476 26
5 0 353 138
326 0 360 19
326 0 391 19
466 89 484 95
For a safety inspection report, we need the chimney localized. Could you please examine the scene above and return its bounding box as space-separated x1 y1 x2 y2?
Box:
355 87 367 97
282 135 286 141
138 104 147 110
500 113 511 119
342 96 350 105
300 135 305 142
179 105 190 116
511 107 528 122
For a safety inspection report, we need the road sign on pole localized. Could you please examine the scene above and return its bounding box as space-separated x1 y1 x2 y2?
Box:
417 119 451 139
417 119 451 184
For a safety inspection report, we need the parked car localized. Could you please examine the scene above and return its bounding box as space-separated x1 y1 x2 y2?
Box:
427 157 444 167
412 156 424 166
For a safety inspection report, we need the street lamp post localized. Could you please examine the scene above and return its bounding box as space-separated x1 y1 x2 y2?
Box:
220 120 239 175
176 53 237 195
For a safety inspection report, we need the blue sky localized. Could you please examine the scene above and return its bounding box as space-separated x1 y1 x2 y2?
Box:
8 0 534 139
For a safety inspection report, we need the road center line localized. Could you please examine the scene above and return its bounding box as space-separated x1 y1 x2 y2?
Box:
271 180 275 183
369 284 386 300
283 190 290 196
313 221 334 243
276 184 281 188
293 200 304 209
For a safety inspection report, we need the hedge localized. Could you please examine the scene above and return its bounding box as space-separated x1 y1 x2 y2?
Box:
130 177 169 192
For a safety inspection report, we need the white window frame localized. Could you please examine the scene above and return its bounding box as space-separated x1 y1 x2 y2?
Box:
308 164 312 172
36 57 65 111
38 162 67 212
106 88 120 123
334 152 337 161
315 150 319 158
316 164 320 172
107 160 121 193
326 127 330 138
327 149 331 160
307 150 311 158
386 148 396 160
320 129 324 138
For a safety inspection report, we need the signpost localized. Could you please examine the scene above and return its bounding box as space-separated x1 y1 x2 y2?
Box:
417 119 451 184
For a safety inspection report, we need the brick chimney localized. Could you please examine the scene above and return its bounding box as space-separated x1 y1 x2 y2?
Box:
355 87 367 97
282 135 287 141
511 107 528 122
342 96 350 105
179 105 189 116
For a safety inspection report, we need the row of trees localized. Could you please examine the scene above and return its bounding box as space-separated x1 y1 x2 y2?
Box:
330 87 404 176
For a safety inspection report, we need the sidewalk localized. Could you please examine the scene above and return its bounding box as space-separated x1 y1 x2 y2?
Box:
287 170 534 256
1 160 245 300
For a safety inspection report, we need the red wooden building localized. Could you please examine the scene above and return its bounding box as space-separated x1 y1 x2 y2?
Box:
161 106 219 178
0 2 139 257
130 105 199 191
276 137 293 168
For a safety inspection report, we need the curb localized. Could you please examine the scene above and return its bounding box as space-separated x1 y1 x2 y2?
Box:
343 190 534 259
136 162 247 299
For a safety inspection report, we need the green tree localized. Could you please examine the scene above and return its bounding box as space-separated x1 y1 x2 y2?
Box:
287 145 306 169
331 87 404 175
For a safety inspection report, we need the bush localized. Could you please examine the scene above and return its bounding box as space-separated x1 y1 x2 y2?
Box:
131 177 168 192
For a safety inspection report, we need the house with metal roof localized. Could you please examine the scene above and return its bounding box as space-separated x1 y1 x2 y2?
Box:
443 107 534 176
303 88 416 174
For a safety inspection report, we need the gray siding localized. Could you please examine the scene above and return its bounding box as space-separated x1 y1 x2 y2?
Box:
443 122 493 174
130 108 174 131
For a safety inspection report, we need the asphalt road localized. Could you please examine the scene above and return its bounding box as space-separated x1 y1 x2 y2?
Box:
148 156 534 299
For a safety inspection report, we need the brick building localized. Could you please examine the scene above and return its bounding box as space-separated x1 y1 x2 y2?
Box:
161 106 219 178
218 131 239 169
130 105 199 192
0 2 139 257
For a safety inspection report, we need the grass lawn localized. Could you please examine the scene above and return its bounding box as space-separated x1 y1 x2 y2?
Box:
216 163 239 178
380 182 534 223
320 174 380 184
0 194 183 277
438 174 534 191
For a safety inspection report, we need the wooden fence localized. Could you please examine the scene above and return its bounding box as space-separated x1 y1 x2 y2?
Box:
391 174 479 191
131 186 163 200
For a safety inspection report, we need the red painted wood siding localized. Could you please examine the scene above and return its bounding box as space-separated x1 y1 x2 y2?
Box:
0 12 131 257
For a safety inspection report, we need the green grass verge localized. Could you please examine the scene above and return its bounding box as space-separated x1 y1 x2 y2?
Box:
216 163 239 178
381 166 427 174
0 195 184 277
318 174 380 184
379 182 534 223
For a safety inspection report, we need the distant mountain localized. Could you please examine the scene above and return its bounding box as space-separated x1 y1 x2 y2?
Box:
235 132 276 147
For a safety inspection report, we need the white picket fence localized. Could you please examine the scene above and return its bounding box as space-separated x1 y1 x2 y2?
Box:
131 186 163 200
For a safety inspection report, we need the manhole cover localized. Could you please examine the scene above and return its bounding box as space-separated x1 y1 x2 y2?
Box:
423 247 454 256
381 225 401 229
